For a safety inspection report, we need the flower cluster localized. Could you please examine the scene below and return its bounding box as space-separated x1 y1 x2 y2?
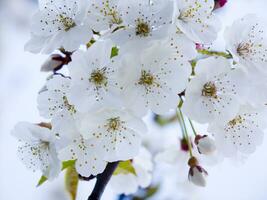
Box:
12 0 267 197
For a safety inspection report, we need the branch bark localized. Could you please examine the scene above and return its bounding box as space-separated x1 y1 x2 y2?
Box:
88 162 119 200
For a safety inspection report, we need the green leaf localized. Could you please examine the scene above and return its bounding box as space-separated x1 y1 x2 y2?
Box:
65 166 79 200
113 160 137 176
111 46 119 58
62 160 76 170
36 160 76 187
37 176 48 187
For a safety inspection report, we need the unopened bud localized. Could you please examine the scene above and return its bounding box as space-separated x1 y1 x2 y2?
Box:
195 135 216 155
41 52 72 72
188 165 208 187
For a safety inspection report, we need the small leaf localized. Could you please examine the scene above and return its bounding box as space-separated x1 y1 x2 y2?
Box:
62 160 76 170
65 166 79 200
37 176 48 187
111 47 119 58
113 160 137 176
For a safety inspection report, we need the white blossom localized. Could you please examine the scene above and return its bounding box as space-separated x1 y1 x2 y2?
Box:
175 0 221 44
110 147 153 195
208 105 267 156
183 56 247 124
12 122 61 180
110 0 174 48
225 14 267 73
25 0 91 54
67 40 123 113
80 108 147 162
120 43 191 116
58 135 107 177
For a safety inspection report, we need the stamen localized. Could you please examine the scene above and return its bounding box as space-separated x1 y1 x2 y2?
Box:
105 117 123 132
63 96 77 114
58 14 76 31
135 19 151 37
228 115 244 128
237 43 251 56
202 82 217 98
89 68 108 87
138 70 154 86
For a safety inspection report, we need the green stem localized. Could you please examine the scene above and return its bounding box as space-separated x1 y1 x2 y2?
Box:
177 107 193 157
176 108 186 138
198 49 232 59
188 119 197 136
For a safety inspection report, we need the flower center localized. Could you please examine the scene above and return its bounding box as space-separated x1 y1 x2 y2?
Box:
63 96 76 114
106 117 123 132
135 19 151 37
138 70 155 86
59 14 76 31
237 43 251 56
89 68 108 87
202 82 217 98
228 115 244 128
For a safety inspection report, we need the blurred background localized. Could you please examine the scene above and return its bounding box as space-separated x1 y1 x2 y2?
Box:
1 0 267 199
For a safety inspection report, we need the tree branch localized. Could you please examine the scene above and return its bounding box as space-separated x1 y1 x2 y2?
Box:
88 162 119 200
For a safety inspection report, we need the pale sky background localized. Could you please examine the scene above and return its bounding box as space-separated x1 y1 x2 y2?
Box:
0 0 267 200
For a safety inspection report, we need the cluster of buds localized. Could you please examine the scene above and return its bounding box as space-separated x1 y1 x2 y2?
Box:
188 157 208 187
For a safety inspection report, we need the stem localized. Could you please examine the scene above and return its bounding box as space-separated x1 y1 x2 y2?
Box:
198 49 232 59
88 162 119 200
176 107 186 138
177 107 193 157
188 119 197 136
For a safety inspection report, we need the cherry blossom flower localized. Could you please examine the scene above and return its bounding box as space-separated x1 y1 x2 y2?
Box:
67 40 123 113
182 56 247 123
80 108 147 162
120 43 191 116
208 105 267 156
225 14 267 73
110 0 174 48
58 136 107 176
175 0 221 44
12 122 61 180
110 147 153 195
25 0 91 54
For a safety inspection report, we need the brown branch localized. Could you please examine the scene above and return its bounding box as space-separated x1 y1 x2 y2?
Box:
88 162 119 200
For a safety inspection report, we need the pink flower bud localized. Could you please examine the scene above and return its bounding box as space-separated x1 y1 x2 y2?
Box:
195 135 216 155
